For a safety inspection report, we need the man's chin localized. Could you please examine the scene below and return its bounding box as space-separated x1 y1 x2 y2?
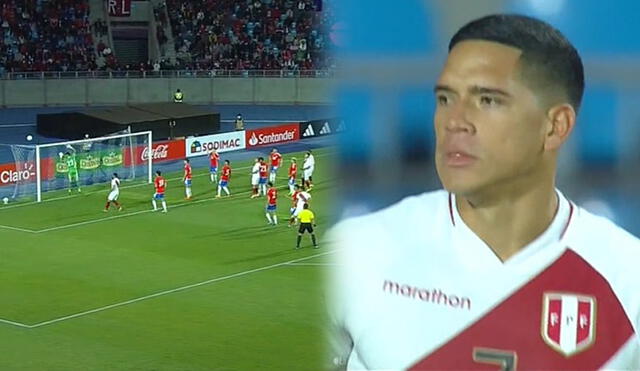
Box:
438 173 481 196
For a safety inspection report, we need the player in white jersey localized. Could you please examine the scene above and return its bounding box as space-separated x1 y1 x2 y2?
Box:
302 150 315 190
104 173 122 212
250 157 260 198
329 14 640 370
288 185 311 226
294 189 311 217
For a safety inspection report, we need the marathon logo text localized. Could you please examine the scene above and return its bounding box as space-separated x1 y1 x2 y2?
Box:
383 280 471 310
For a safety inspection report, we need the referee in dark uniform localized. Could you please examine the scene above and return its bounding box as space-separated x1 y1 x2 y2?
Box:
296 203 318 249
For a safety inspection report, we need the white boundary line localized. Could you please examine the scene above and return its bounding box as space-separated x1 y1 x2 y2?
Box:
286 262 339 266
0 318 31 328
0 250 335 329
0 224 37 233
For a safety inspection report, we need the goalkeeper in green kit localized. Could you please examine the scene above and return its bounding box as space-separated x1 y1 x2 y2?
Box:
64 147 81 193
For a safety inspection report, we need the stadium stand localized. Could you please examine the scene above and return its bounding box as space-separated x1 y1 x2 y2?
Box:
0 0 96 74
0 0 332 74
164 0 329 71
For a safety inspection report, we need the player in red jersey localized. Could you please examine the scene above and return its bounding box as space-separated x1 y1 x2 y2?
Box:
152 170 167 212
216 160 231 198
269 148 282 183
288 158 297 195
183 158 192 200
265 181 278 225
258 157 269 197
209 149 220 183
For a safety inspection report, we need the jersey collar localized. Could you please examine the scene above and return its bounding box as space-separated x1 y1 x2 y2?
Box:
447 189 574 266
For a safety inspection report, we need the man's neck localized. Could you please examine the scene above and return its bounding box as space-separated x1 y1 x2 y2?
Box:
456 180 559 262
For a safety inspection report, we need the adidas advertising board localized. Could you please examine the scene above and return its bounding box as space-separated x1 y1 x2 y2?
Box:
299 118 343 139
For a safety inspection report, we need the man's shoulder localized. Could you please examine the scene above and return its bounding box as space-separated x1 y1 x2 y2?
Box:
569 207 640 328
570 207 640 263
329 189 448 243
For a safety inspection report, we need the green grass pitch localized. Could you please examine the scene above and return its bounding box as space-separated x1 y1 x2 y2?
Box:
0 147 335 371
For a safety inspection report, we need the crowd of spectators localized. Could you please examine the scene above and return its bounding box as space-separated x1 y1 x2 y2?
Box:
0 0 97 74
1 0 334 75
162 0 332 71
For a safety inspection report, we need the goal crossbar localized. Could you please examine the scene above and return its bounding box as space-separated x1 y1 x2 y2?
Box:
34 131 153 202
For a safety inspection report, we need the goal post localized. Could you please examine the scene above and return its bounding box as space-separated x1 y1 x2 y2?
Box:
36 131 152 202
0 131 153 203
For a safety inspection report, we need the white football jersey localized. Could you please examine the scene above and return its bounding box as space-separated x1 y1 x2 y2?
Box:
329 190 640 370
252 162 260 175
304 155 315 170
297 191 311 208
111 178 120 192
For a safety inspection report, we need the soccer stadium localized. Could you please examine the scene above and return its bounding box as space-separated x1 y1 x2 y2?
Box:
0 1 336 370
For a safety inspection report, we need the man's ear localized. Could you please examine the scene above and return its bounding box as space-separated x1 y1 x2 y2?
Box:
544 103 576 151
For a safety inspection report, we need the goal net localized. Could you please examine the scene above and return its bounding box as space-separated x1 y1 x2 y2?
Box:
0 131 152 203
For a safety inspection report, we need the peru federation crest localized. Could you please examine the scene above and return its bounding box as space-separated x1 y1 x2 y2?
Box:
541 292 597 357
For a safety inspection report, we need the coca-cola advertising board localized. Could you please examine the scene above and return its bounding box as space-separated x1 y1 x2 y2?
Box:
124 139 186 166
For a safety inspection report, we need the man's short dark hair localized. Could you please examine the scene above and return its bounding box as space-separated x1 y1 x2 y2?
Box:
449 14 584 113
156 170 161 176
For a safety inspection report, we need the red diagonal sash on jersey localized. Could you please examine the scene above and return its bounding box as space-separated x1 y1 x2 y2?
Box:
409 249 634 370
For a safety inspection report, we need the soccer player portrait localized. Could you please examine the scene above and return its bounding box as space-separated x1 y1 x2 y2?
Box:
330 14 640 370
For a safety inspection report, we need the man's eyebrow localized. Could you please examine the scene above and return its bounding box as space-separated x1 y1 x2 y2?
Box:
469 85 512 98
433 84 513 98
433 84 455 94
